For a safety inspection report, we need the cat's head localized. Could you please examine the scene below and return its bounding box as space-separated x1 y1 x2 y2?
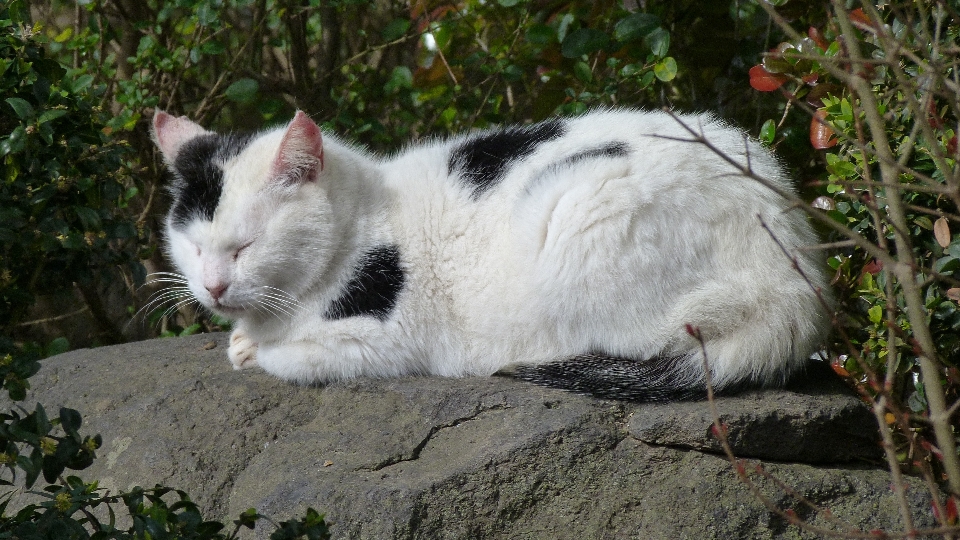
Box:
152 111 334 320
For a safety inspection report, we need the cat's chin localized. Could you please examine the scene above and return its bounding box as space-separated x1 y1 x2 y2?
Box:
208 304 246 318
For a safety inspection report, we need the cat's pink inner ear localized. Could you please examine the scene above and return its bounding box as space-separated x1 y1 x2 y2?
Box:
152 111 210 163
272 111 324 184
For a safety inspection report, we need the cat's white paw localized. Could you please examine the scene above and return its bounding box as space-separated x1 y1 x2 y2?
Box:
228 330 259 369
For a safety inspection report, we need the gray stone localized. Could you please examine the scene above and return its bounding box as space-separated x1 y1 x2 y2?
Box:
628 364 882 463
11 333 937 539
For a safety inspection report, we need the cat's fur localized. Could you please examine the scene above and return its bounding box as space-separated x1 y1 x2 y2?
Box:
151 109 830 402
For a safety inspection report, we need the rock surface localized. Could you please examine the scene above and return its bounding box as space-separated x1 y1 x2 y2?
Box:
14 333 937 539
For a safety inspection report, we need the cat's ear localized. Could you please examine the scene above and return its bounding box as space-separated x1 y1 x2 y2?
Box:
271 110 324 185
152 110 211 165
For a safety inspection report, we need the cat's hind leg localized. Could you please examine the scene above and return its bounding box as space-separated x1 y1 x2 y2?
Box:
228 327 259 369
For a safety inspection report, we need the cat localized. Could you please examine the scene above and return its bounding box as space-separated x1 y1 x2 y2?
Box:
150 108 831 402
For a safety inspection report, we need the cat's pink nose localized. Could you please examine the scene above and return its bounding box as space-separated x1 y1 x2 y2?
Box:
206 284 228 301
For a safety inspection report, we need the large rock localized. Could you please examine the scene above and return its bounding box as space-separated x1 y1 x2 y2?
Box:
15 333 936 539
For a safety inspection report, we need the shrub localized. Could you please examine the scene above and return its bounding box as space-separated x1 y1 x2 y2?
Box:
0 2 148 346
744 0 960 518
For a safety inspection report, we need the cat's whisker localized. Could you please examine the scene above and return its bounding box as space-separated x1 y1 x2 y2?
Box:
258 296 302 314
134 286 199 331
153 297 202 330
260 286 305 308
252 286 304 318
251 301 287 324
145 278 190 287
253 296 296 321
133 287 195 322
140 272 191 290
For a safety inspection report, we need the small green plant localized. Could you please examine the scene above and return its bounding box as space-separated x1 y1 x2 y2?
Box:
0 349 331 539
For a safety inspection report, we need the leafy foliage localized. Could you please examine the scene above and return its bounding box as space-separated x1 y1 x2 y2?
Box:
0 4 329 537
0 4 148 344
747 0 960 482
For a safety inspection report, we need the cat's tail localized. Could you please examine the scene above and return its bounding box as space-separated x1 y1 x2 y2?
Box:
494 354 750 403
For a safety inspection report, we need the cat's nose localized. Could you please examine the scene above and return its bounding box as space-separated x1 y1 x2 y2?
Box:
206 284 228 301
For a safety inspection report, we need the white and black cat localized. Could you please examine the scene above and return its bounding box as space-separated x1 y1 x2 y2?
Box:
150 108 830 402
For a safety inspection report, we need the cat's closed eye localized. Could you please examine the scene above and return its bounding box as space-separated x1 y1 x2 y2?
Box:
233 241 253 260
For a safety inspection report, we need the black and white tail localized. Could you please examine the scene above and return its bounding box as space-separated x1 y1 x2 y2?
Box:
496 354 752 403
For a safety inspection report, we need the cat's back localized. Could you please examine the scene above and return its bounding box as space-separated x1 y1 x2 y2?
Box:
381 109 783 204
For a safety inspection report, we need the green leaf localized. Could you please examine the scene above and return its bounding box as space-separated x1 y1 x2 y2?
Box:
868 304 883 324
502 64 523 81
653 57 677 81
573 61 592 83
235 508 261 530
381 18 410 42
498 0 524 5
561 28 610 59
639 70 655 87
643 27 670 57
556 13 575 44
225 78 259 104
180 323 202 336
759 119 776 144
525 24 555 46
0 126 27 156
54 27 73 43
384 66 413 93
613 13 660 42
74 206 102 230
5 97 34 119
45 337 69 358
619 63 640 77
38 109 68 125
67 74 94 93
59 407 82 435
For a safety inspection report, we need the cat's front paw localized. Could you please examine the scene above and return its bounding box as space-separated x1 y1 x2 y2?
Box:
228 330 259 369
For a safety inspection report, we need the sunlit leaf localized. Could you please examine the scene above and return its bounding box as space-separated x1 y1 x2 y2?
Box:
810 109 838 149
748 65 788 92
653 57 676 81
759 119 776 145
935 217 951 248
807 26 829 50
54 27 73 43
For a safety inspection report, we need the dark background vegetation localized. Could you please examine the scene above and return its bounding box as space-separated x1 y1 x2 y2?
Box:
2 0 960 537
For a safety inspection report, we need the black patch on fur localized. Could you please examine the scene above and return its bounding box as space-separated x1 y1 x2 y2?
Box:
523 142 631 197
496 354 754 403
561 141 630 165
168 132 255 227
448 119 565 199
325 245 405 321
